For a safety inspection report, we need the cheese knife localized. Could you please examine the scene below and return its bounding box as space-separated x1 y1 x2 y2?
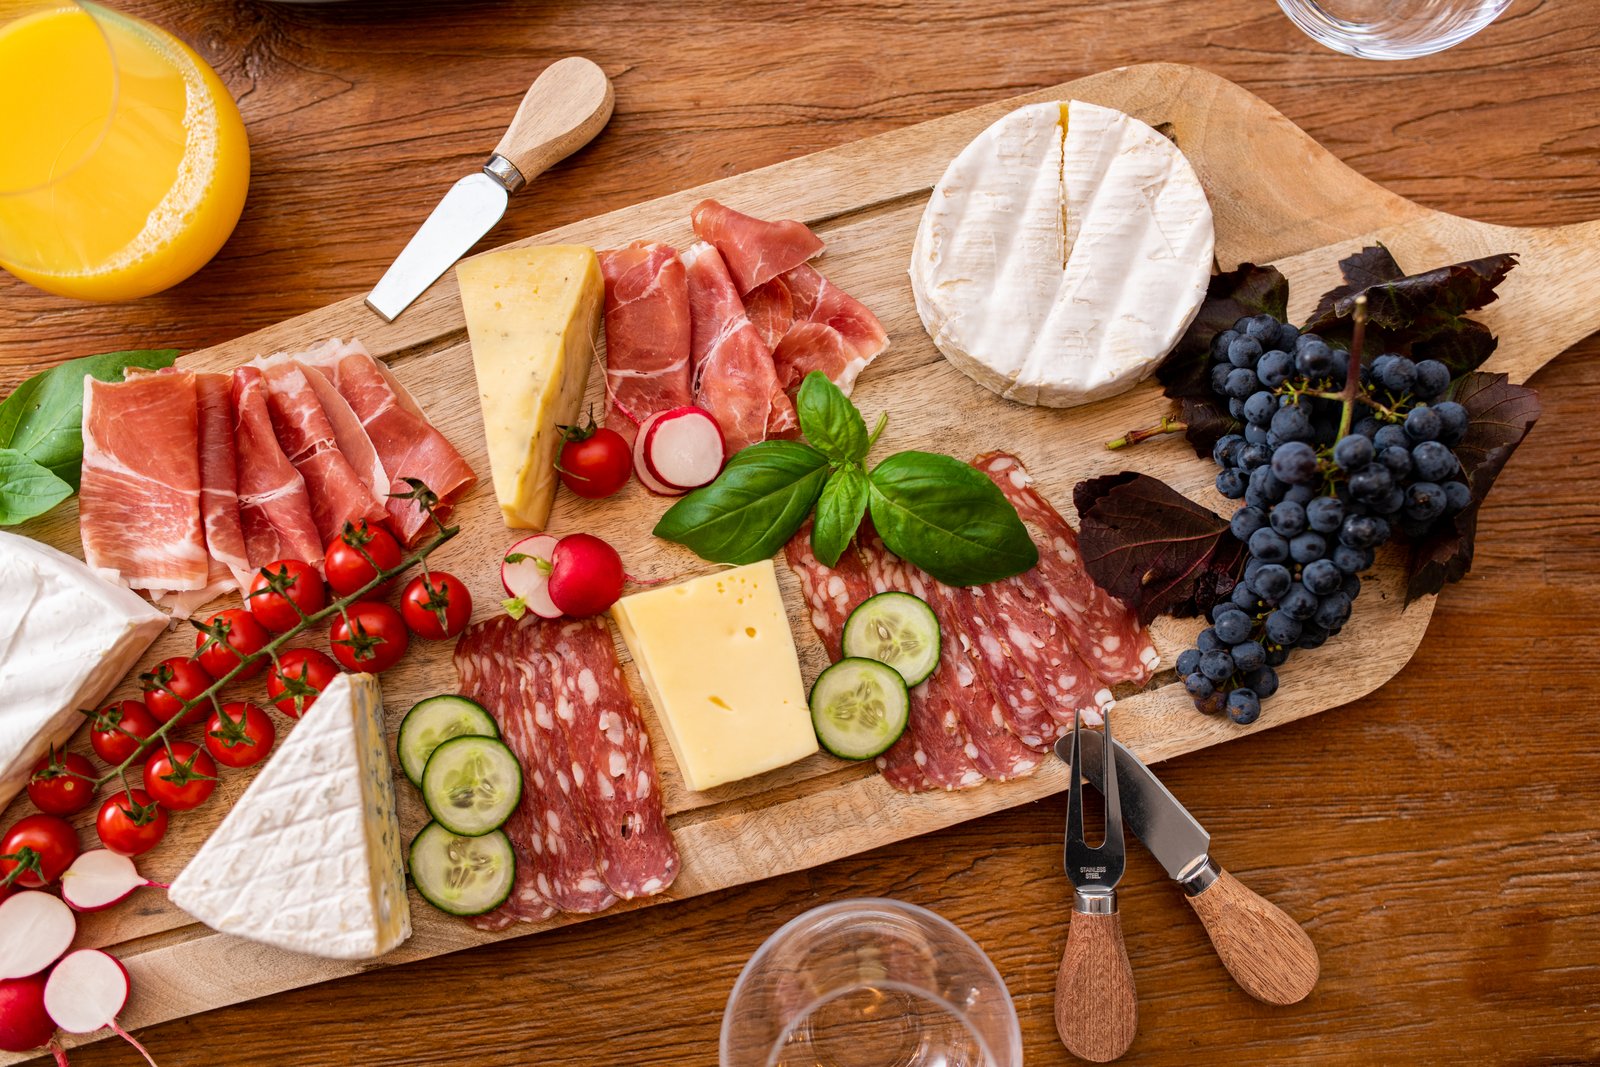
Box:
365 56 614 322
1078 736 1320 1005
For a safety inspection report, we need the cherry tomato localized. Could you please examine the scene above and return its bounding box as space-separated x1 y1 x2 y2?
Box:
140 656 215 726
26 749 97 817
0 814 79 888
88 700 159 765
205 702 276 769
142 742 218 812
96 789 168 857
324 521 403 598
557 417 632 499
193 608 271 681
400 572 472 640
267 648 342 719
330 602 410 673
246 559 328 633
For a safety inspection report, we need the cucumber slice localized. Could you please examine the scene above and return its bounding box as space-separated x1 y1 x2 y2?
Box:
420 735 523 836
408 822 515 917
842 591 941 687
398 695 499 787
809 657 910 761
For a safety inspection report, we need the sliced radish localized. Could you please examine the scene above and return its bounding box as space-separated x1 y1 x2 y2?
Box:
0 893 75 979
43 951 154 1066
60 851 159 912
632 412 684 496
501 534 562 620
0 974 55 1054
643 406 726 491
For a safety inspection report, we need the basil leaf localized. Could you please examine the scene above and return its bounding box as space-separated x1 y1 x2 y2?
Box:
654 441 831 564
796 371 867 463
868 451 1037 586
811 464 869 567
0 448 74 526
0 349 179 488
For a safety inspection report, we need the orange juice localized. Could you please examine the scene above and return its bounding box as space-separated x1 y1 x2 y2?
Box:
0 2 249 301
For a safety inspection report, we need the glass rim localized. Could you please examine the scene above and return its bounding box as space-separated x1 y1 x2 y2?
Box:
0 0 120 198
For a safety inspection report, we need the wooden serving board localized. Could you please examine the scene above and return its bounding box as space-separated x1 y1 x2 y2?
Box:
9 61 1598 1059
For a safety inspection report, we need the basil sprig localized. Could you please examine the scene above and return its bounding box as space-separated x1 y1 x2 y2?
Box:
654 372 1038 586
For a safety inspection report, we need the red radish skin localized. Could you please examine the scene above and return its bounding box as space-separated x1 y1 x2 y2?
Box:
0 974 54 1054
642 406 726 490
547 534 626 617
42 950 157 1067
0 893 75 979
501 534 563 620
60 851 162 913
631 412 685 496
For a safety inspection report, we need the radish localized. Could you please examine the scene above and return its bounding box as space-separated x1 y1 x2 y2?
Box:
43 950 155 1066
641 406 726 491
500 534 562 621
547 533 625 617
60 851 162 913
0 892 75 979
631 412 683 496
0 974 55 1055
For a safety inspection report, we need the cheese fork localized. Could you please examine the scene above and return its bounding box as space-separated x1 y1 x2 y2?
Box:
1054 710 1137 1063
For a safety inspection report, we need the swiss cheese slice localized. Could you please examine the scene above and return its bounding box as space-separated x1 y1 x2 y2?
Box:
457 245 603 529
910 100 1214 408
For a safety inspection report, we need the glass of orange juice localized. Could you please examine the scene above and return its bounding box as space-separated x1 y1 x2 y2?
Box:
0 1 250 301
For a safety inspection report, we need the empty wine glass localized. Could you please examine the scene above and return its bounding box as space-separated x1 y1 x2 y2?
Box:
1277 0 1514 59
721 899 1022 1067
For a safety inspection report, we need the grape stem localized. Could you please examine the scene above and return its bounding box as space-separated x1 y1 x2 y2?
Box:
1106 415 1187 450
1336 295 1369 441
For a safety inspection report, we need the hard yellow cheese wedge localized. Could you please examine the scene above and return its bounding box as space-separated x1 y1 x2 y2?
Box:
612 561 818 792
456 245 603 529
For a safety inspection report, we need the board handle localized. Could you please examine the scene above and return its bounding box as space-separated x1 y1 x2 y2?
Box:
1054 893 1137 1062
1184 864 1319 1005
486 57 614 192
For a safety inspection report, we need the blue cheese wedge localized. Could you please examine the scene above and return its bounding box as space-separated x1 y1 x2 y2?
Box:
168 673 410 960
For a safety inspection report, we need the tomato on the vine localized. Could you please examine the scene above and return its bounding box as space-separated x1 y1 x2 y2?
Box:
325 520 403 598
330 602 410 673
205 702 275 769
140 656 215 726
88 699 159 765
193 608 271 681
247 559 327 633
96 789 167 857
0 814 79 887
142 742 218 812
26 749 98 817
267 648 342 719
400 572 472 640
557 416 631 499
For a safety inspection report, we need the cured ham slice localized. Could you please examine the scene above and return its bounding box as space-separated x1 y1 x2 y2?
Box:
690 199 823 294
259 360 388 545
157 373 252 616
682 242 796 451
294 339 477 545
231 366 323 571
746 264 890 396
80 373 207 592
598 243 693 446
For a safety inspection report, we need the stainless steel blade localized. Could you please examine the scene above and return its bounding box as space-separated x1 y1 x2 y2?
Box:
365 171 509 321
1076 735 1212 885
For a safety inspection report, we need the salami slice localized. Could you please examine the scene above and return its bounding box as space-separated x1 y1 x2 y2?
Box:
544 618 679 900
974 451 1160 685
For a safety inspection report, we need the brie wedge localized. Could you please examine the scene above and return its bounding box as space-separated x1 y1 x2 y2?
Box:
0 532 167 810
910 100 1214 407
168 673 411 960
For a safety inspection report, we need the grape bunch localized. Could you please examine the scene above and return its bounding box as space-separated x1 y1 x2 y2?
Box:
1180 312 1474 725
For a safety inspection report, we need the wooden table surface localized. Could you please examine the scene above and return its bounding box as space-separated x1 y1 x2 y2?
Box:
4 1 1598 1063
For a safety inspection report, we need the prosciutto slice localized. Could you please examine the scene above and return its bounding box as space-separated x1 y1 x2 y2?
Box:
690 199 823 294
598 243 693 446
746 264 890 397
80 373 207 592
682 242 796 451
231 366 323 570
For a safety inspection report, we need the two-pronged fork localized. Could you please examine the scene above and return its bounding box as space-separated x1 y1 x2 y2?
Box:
1052 710 1137 1062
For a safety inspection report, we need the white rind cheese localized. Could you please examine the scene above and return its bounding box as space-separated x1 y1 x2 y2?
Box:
0 532 167 811
911 100 1214 408
168 673 411 960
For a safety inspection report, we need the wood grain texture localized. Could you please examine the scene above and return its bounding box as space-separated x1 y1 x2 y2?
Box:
1186 868 1320 1006
0 2 1596 1064
1056 906 1139 1062
489 57 614 190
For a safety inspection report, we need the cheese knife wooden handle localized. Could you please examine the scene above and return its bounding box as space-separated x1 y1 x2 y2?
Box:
487 56 614 191
1054 896 1137 1063
1184 865 1319 1005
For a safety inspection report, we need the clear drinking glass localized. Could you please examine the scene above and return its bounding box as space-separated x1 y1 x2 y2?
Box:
1276 0 1513 59
721 899 1023 1067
